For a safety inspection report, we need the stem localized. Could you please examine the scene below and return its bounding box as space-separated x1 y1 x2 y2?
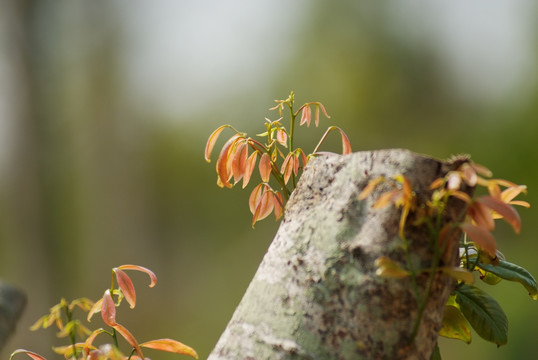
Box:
62 305 77 358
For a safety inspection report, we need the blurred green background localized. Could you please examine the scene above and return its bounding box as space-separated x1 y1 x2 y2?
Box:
1 1 537 359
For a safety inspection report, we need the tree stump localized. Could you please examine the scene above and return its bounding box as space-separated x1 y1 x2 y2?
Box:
208 149 469 360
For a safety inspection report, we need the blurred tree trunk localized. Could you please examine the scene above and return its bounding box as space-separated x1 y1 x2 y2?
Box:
208 150 468 360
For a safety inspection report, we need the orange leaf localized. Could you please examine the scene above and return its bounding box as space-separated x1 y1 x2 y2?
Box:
293 152 300 176
204 125 229 163
242 151 258 188
83 328 108 354
140 339 198 359
100 290 117 327
479 196 521 233
429 177 445 190
252 189 274 226
216 134 240 189
318 102 330 119
117 265 158 288
113 323 144 359
273 192 284 220
450 190 472 203
9 350 48 360
114 268 136 309
337 127 352 154
276 129 287 147
467 201 495 231
249 183 265 214
281 153 294 185
87 298 103 322
232 140 248 182
501 185 527 203
358 177 385 200
460 223 497 258
373 189 401 209
299 105 311 126
259 153 271 183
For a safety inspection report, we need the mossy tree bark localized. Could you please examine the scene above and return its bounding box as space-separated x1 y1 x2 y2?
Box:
208 149 470 360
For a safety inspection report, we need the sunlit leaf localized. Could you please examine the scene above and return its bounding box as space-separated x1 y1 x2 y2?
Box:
373 189 401 209
460 223 497 259
273 192 284 220
259 153 271 183
232 140 247 182
374 256 410 279
281 153 294 185
460 163 477 187
216 134 240 189
455 284 508 346
242 151 258 189
439 305 472 344
276 129 287 147
70 297 94 312
358 177 385 201
252 189 274 226
52 343 85 358
440 267 474 284
509 200 530 208
113 323 144 359
249 183 265 215
501 185 527 203
299 104 311 126
478 196 521 233
140 339 199 359
477 260 538 300
9 349 48 360
101 290 117 327
204 125 229 163
87 298 103 322
446 172 461 190
476 267 503 285
114 268 136 309
117 264 158 288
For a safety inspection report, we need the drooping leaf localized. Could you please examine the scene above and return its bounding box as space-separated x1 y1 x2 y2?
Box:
478 196 521 234
216 134 240 188
232 140 248 182
299 105 311 126
252 189 274 226
439 305 472 344
204 125 229 162
9 350 48 360
87 298 103 322
477 260 537 300
455 283 508 346
276 129 288 147
242 151 258 188
117 264 158 288
460 223 497 259
114 268 136 308
100 290 117 327
140 338 199 359
374 257 410 279
248 184 265 215
259 153 271 183
273 192 284 220
281 153 294 185
467 201 495 231
113 323 144 359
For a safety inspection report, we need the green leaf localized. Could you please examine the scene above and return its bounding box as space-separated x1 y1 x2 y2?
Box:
439 305 472 344
455 284 508 346
477 260 538 300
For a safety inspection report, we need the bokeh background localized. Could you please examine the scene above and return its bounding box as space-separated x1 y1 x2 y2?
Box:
1 1 537 359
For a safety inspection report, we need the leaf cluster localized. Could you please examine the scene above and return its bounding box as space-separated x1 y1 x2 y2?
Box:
205 91 352 226
11 265 198 360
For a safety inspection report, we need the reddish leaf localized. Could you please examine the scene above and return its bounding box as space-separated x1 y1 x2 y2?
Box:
276 129 287 147
467 201 495 231
249 183 265 214
9 350 48 360
242 151 258 188
83 328 107 354
314 104 320 127
317 102 330 119
232 140 248 182
252 189 274 226
461 223 497 258
338 128 352 154
299 105 311 126
373 189 401 209
216 134 240 189
281 153 294 185
479 196 521 233
101 290 117 327
113 323 144 359
114 268 136 309
117 264 158 288
273 192 284 220
259 153 271 182
297 148 308 169
429 177 444 190
293 152 300 176
140 339 198 359
204 125 229 163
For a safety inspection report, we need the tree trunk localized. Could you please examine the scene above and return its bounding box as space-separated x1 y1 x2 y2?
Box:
208 149 469 360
